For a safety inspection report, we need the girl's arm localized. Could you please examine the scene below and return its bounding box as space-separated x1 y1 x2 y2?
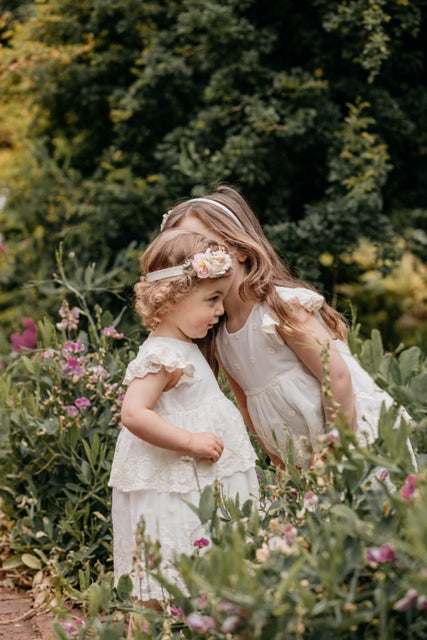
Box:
283 307 356 428
121 367 224 462
224 368 285 468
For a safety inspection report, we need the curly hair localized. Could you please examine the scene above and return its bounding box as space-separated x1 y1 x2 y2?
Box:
134 229 231 333
162 184 348 340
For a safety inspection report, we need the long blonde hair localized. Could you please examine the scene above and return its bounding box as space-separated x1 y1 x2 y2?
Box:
163 185 347 340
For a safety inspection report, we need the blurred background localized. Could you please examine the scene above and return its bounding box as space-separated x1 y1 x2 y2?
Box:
1 0 426 353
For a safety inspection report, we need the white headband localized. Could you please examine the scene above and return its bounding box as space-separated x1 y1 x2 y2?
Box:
146 247 232 282
187 198 246 231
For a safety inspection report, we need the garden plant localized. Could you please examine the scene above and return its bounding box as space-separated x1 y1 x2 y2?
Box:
1 1 427 638
0 269 426 638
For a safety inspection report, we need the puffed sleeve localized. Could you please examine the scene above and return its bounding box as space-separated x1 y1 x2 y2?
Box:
261 286 325 343
124 342 196 386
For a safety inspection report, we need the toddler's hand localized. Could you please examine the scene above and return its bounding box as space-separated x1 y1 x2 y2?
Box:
188 432 224 463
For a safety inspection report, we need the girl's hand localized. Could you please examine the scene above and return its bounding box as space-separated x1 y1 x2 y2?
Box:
188 432 224 462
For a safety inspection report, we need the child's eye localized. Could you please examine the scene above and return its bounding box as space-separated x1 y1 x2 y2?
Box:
209 295 219 303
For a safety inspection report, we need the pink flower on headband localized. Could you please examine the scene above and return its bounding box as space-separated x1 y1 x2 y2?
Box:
191 248 232 278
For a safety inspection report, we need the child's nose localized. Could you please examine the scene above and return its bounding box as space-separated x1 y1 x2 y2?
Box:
215 301 224 316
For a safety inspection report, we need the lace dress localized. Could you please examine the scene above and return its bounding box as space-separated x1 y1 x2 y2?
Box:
109 336 258 600
216 286 414 464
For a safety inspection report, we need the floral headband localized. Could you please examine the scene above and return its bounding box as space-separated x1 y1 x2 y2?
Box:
145 247 232 282
161 197 245 232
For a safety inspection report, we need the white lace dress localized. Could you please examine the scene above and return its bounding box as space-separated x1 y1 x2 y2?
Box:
108 336 258 600
216 286 414 464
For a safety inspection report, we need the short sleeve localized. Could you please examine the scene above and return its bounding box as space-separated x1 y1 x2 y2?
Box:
124 342 196 386
276 286 325 312
261 286 325 343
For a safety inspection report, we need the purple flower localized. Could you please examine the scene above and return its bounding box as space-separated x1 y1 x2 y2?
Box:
60 618 83 635
63 357 86 378
65 406 79 418
10 318 37 352
401 474 416 500
365 543 396 566
193 537 210 549
187 613 215 633
74 397 91 408
90 365 110 381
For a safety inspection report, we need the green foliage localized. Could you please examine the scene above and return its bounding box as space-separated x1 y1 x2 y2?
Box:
348 324 427 455
0 301 129 585
53 422 427 639
0 273 426 637
1 0 426 343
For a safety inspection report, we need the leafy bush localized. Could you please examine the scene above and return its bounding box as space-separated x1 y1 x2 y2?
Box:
1 274 426 639
52 429 427 639
0 298 130 585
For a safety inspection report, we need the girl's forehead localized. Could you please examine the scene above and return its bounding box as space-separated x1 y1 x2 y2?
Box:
176 216 221 242
197 277 230 294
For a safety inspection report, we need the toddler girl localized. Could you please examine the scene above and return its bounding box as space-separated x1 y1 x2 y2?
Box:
162 186 416 468
108 228 258 603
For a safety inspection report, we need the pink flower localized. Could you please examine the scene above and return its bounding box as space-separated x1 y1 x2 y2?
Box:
365 543 396 566
102 327 124 339
217 600 244 615
65 406 79 418
74 397 91 408
327 428 340 443
193 537 210 549
401 474 416 500
56 302 81 331
394 588 418 611
192 253 210 278
197 593 208 609
191 248 232 278
60 618 83 635
169 606 184 620
10 318 37 352
221 615 240 633
63 357 86 378
303 491 319 511
90 365 110 381
283 523 298 544
187 613 215 633
62 340 85 355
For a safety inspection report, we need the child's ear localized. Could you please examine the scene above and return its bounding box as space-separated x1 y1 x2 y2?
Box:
236 252 247 263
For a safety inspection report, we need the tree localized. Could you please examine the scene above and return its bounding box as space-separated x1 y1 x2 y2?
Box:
0 0 426 341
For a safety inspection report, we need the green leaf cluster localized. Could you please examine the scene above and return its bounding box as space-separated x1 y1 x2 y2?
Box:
1 0 426 345
0 300 130 585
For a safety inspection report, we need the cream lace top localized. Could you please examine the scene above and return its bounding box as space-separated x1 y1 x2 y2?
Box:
109 336 257 492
